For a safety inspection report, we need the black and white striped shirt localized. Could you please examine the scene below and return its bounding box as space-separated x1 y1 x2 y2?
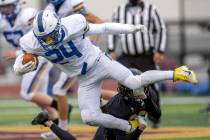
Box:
108 2 166 55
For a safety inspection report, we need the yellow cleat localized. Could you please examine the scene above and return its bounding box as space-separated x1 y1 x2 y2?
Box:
173 65 198 84
127 119 139 134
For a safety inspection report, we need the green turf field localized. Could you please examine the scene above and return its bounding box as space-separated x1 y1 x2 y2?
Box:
0 96 210 140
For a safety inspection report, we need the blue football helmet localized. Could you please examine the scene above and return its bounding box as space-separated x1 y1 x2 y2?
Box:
33 10 65 50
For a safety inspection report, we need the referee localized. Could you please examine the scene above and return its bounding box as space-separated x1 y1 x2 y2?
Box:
108 0 166 128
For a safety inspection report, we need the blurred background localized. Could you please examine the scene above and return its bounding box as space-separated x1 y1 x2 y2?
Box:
0 0 210 140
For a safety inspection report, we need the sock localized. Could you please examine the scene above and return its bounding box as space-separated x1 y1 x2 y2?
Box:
50 124 76 140
52 118 59 125
58 119 68 130
50 99 58 110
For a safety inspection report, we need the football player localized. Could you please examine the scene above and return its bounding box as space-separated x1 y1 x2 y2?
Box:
0 0 73 135
14 10 198 134
93 68 159 140
42 0 103 139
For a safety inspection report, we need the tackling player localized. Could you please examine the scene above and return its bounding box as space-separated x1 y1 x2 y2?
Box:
0 0 73 137
93 68 159 140
14 10 198 134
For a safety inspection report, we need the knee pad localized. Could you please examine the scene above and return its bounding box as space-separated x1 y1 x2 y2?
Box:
53 89 67 96
81 109 101 126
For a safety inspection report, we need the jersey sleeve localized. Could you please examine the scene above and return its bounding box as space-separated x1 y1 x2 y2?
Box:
63 14 89 39
19 31 40 55
71 0 88 15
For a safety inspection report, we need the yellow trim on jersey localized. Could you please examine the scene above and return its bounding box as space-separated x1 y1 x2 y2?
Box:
30 63 47 93
84 25 89 33
63 78 75 91
73 2 84 12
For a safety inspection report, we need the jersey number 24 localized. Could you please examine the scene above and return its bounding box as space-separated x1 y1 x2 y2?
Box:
45 41 82 63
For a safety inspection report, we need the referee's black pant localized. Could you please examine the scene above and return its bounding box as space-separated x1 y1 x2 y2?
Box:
117 51 161 124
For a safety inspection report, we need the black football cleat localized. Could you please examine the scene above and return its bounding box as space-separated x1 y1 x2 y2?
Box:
32 111 49 126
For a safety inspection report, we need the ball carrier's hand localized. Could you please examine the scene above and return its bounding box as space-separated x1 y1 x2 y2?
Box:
13 53 37 75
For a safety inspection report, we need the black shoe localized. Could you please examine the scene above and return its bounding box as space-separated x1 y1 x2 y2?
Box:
68 104 73 123
32 111 49 126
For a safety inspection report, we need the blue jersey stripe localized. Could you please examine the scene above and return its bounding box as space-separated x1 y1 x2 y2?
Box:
27 62 47 94
81 62 88 75
37 11 44 32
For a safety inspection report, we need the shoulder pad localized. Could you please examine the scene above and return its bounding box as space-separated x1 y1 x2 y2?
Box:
62 14 87 36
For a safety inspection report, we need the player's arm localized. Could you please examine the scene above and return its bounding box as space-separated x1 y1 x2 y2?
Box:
83 12 103 43
72 0 103 43
13 53 37 75
152 5 166 65
13 36 38 75
72 15 146 38
72 0 103 24
143 86 161 118
86 23 147 36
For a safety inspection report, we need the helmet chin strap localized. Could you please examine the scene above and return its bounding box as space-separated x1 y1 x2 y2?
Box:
37 27 65 50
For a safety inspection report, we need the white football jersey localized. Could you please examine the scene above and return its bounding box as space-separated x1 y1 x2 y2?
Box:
45 0 88 18
20 14 101 77
0 8 37 48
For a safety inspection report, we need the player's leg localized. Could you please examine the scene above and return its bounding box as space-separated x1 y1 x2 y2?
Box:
100 54 198 90
53 72 76 130
101 89 117 101
78 73 137 133
32 111 76 140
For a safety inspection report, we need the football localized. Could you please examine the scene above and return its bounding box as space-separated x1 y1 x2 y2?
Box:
22 53 38 67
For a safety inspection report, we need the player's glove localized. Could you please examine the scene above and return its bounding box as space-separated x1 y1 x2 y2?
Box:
13 54 37 75
133 24 147 33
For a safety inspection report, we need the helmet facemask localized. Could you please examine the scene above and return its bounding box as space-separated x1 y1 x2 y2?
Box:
36 20 64 49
